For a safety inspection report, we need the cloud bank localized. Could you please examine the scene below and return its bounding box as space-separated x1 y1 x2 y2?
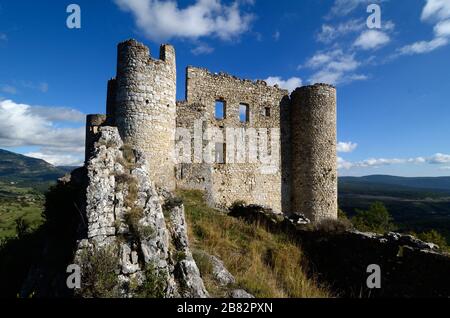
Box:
0 99 85 166
115 0 254 42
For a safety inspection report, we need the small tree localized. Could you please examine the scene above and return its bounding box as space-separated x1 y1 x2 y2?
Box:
351 202 395 233
15 217 30 238
416 230 449 252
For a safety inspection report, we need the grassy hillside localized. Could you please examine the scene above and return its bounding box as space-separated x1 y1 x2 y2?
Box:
0 149 75 241
0 149 73 191
0 181 45 240
178 189 330 298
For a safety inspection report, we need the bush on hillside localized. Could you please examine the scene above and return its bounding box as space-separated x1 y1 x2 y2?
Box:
351 202 395 234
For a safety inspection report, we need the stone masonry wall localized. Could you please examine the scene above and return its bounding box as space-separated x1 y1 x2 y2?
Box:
114 39 177 191
85 114 106 164
176 67 290 212
290 84 338 222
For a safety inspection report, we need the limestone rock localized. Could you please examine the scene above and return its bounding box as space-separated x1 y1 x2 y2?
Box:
209 255 236 287
74 126 208 298
230 289 255 298
166 199 209 298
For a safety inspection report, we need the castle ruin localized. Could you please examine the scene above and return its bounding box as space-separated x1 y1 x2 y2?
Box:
85 39 337 223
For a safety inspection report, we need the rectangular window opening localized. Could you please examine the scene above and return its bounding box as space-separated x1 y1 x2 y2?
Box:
215 100 225 120
239 104 249 122
264 107 271 117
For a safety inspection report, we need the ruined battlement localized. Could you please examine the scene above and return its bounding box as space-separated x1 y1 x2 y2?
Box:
185 66 289 94
85 40 338 222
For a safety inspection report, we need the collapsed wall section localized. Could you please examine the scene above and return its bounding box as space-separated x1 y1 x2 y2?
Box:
85 114 107 164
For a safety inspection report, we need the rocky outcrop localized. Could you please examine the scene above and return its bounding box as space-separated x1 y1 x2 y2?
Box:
75 126 208 298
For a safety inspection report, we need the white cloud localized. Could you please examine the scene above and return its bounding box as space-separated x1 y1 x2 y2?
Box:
114 0 254 41
1 85 17 94
25 148 84 167
338 153 450 170
0 99 85 166
398 37 448 55
338 157 354 170
29 106 85 123
397 0 450 56
354 30 390 50
191 43 214 55
273 30 280 41
317 19 365 44
39 82 49 93
20 81 49 93
304 49 366 85
337 141 358 153
421 0 450 22
327 0 386 18
428 153 450 164
264 76 302 92
434 19 450 37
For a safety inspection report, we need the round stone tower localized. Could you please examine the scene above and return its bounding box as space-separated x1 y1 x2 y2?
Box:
290 84 337 223
115 39 177 190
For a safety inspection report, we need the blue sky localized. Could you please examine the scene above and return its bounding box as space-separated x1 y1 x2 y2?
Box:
0 0 450 176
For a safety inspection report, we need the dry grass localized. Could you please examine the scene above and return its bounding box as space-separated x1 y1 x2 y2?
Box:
177 189 330 298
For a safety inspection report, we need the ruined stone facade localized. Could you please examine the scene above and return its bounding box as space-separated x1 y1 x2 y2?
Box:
86 39 337 223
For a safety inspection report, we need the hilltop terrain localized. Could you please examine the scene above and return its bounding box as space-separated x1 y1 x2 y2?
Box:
339 175 450 242
0 149 75 240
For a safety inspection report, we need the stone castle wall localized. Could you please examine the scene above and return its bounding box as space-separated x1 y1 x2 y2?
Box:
85 114 106 164
176 67 290 212
85 40 338 222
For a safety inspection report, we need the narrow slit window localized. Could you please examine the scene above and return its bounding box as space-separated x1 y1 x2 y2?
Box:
264 107 271 117
215 142 226 164
239 104 249 122
215 100 225 120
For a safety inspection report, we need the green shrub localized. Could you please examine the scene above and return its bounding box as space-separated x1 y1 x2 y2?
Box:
351 202 395 234
125 206 144 239
138 224 156 240
415 230 449 252
15 217 30 238
77 246 119 298
338 208 349 220
135 263 167 298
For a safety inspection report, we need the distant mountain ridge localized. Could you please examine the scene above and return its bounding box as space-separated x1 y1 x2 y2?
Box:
0 149 76 184
339 175 450 201
340 175 450 191
2 148 450 195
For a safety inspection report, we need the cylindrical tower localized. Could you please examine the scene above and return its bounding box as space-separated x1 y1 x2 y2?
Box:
115 39 177 190
85 114 107 164
290 84 337 223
